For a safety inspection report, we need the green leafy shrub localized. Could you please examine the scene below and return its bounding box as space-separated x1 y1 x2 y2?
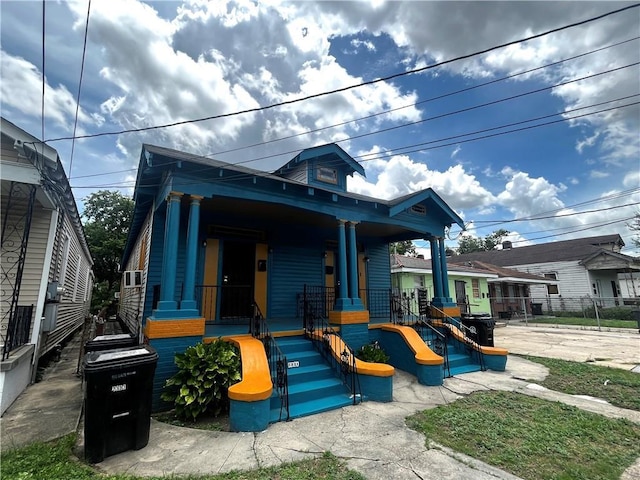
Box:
161 339 241 421
356 341 390 363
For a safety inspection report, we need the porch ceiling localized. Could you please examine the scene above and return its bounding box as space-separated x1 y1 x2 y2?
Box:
197 196 423 240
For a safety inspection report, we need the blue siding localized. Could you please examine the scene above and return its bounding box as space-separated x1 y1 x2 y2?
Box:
270 246 323 318
366 242 391 290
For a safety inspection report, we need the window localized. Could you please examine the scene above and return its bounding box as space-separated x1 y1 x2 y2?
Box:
316 167 338 184
124 270 143 288
472 279 480 298
544 273 559 294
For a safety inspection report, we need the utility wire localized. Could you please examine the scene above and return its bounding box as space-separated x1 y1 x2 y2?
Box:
44 3 640 143
41 0 45 144
207 36 640 158
165 64 640 170
67 39 640 183
69 0 91 181
69 97 640 190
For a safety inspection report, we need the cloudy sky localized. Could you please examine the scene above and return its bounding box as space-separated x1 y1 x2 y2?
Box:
1 0 639 254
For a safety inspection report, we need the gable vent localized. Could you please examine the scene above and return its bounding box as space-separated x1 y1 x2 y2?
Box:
410 204 426 215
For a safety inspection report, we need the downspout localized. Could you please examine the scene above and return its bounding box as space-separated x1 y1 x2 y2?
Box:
30 207 59 383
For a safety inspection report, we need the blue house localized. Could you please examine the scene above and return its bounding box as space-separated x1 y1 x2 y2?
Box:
118 143 507 431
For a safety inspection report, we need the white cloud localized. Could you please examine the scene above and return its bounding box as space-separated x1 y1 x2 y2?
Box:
347 150 495 211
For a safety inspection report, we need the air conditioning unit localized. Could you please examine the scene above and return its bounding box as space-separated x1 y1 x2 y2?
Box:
123 270 143 288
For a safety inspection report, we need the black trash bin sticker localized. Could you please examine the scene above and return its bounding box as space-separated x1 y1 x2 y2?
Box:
111 383 127 393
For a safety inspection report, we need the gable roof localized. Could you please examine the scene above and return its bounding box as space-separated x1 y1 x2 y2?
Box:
274 143 365 178
1 117 92 263
451 234 627 266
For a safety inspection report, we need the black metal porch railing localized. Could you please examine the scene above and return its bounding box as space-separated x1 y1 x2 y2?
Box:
2 305 34 360
195 285 253 324
303 285 361 405
388 294 451 378
297 285 335 319
249 301 290 422
430 305 486 372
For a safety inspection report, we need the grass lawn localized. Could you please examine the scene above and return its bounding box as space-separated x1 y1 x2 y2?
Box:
0 434 365 480
523 355 640 411
407 390 640 480
527 316 639 329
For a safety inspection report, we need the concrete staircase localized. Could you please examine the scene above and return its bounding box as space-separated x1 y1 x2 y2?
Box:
269 336 354 423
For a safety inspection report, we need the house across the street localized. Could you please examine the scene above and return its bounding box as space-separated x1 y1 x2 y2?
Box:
451 235 640 313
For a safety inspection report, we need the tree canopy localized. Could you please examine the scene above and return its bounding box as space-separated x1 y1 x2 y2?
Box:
82 190 134 311
628 212 640 249
390 240 418 256
456 229 511 254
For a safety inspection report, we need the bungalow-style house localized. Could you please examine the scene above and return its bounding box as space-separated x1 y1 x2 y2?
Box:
451 235 640 312
390 254 497 315
390 254 554 318
0 117 94 414
458 260 558 319
119 142 508 431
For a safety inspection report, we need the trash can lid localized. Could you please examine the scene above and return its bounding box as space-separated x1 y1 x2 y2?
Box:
83 345 158 370
91 334 133 342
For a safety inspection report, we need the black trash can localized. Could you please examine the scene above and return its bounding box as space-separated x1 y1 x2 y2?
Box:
461 313 495 347
531 303 543 316
85 333 137 353
83 345 158 463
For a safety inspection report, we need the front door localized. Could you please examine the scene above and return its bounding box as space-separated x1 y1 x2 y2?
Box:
455 280 468 314
220 241 255 320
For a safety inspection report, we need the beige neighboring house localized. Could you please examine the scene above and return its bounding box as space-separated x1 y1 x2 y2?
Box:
1 117 93 415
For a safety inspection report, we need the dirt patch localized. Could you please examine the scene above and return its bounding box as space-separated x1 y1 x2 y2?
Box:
152 410 231 432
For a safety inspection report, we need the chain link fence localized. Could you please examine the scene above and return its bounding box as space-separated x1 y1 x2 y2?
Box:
491 296 640 330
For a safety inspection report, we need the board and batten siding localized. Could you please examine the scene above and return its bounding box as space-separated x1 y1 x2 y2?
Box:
269 246 323 319
119 209 153 336
40 210 92 355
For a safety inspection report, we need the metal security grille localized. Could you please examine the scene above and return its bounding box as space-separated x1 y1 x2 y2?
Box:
1 182 37 359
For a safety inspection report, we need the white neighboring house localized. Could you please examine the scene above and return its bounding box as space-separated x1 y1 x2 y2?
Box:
451 234 640 309
0 118 93 415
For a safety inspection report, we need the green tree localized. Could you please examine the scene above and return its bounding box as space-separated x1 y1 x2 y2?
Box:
82 190 134 311
390 240 417 256
457 229 510 254
628 212 640 249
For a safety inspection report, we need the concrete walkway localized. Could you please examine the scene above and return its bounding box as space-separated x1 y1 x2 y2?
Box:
2 324 639 479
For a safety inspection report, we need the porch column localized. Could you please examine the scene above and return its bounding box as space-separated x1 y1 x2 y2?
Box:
430 236 443 299
158 192 183 310
439 237 451 300
180 195 202 312
335 220 350 309
347 221 363 308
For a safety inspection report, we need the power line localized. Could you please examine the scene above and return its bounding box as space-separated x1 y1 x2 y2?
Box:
69 0 91 181
44 3 640 143
207 36 640 158
69 97 639 190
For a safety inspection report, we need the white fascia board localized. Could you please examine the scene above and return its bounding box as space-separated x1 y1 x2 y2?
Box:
487 276 558 284
393 267 433 274
0 161 41 184
449 271 499 279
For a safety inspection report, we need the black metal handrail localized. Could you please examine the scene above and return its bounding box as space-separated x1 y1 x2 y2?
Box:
2 305 34 360
303 285 361 405
430 305 486 372
388 292 451 378
249 302 290 422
